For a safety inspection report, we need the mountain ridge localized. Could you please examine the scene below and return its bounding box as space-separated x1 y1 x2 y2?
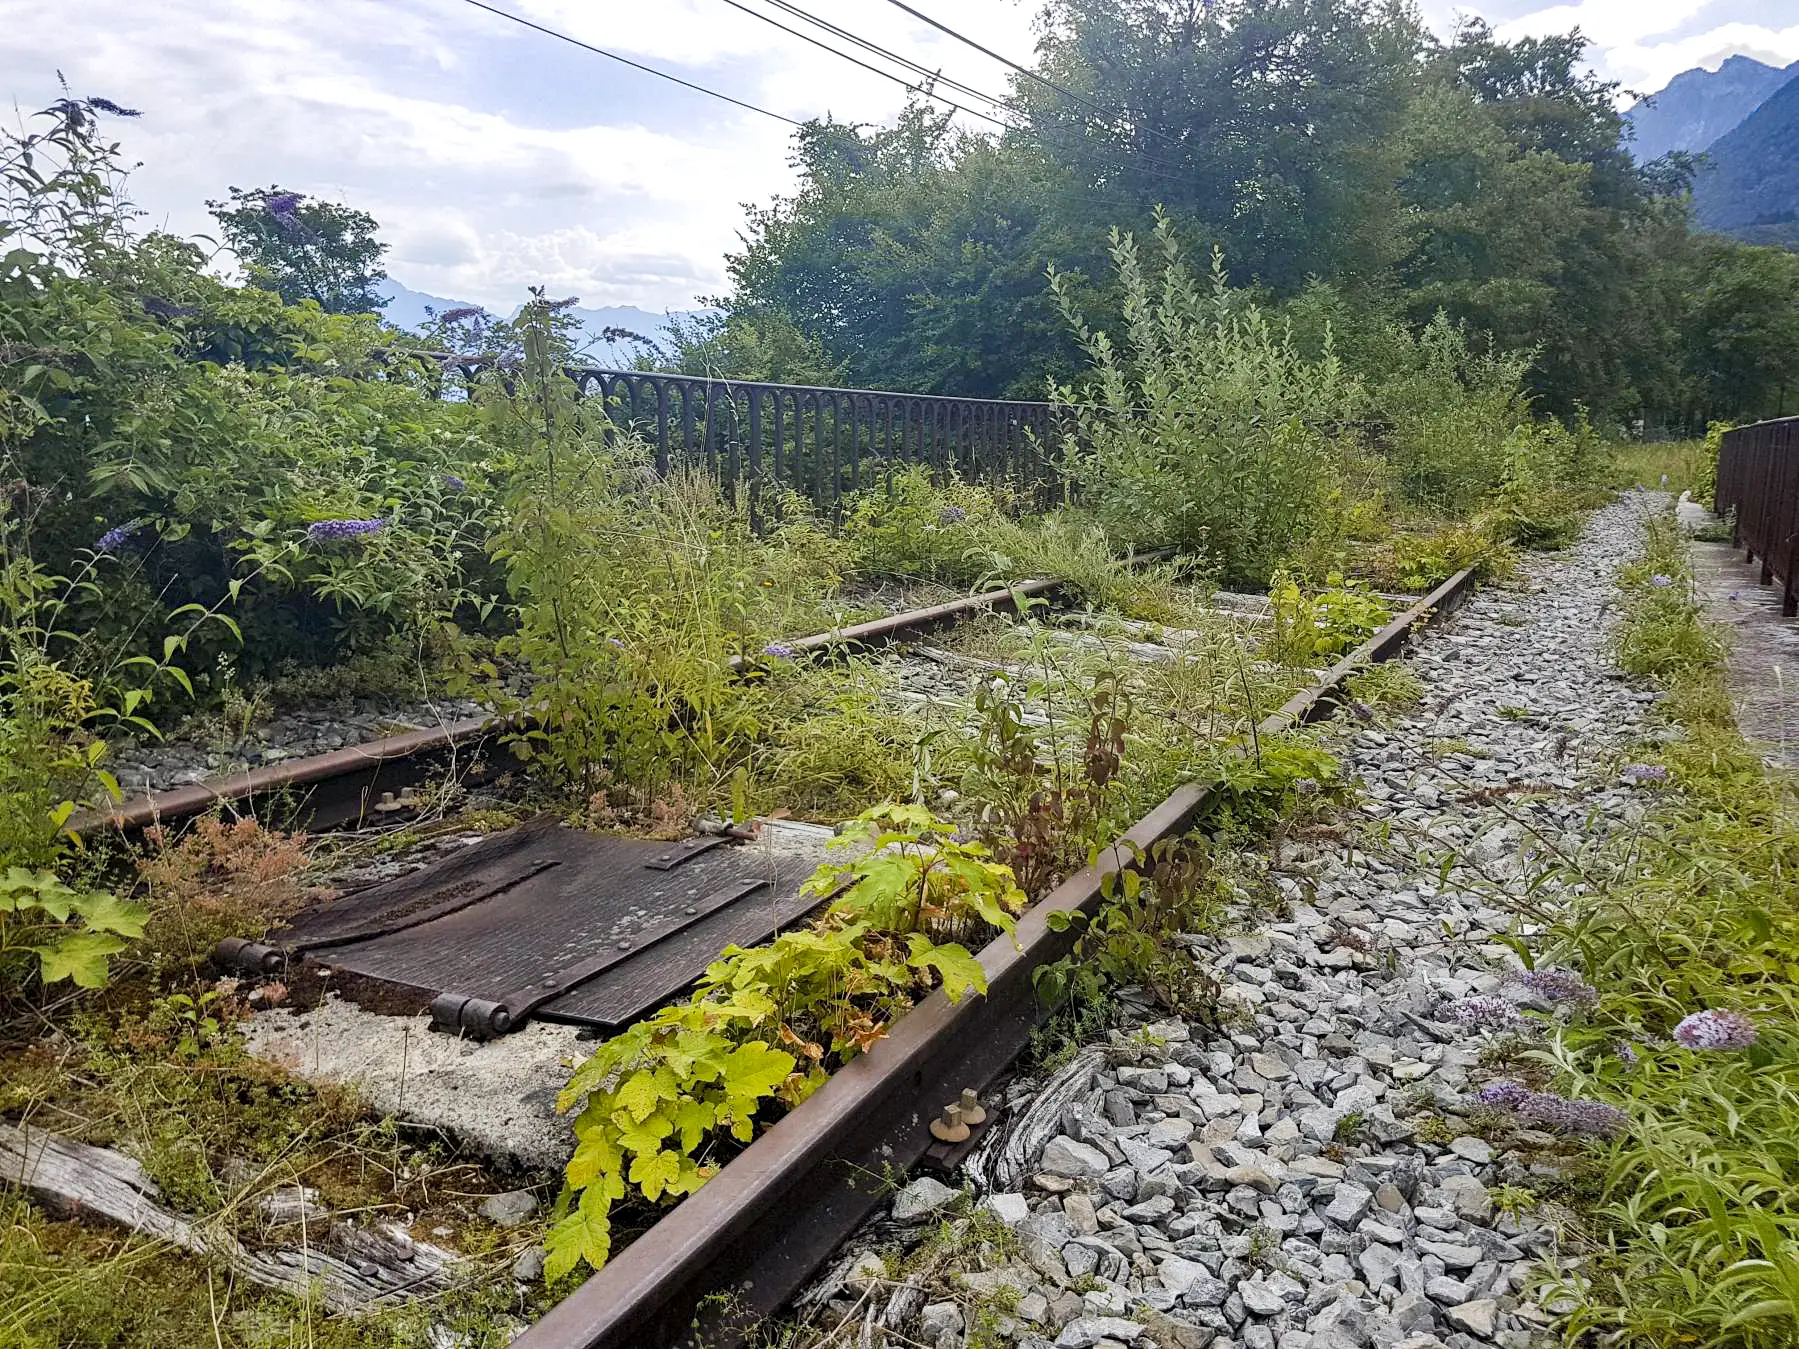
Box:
1624 54 1798 162
374 278 706 366
1692 72 1799 244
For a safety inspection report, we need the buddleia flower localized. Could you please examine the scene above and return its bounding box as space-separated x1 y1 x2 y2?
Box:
306 518 386 543
762 642 796 660
1620 763 1668 784
1672 1009 1757 1051
1443 994 1526 1033
1511 965 1599 1008
939 505 967 525
95 520 141 553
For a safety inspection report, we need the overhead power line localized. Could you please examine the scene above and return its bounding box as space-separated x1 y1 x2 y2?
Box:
720 0 1195 186
457 0 803 126
715 0 1021 134
451 0 1178 213
880 0 1189 154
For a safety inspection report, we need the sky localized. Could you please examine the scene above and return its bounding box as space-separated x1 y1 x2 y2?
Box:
3 0 1796 316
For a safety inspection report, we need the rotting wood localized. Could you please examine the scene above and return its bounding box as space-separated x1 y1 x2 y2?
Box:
0 1120 462 1313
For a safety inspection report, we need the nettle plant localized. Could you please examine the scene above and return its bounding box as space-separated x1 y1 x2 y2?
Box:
546 805 1024 1276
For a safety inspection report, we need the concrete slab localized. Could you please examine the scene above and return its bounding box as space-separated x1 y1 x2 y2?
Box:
1680 494 1799 769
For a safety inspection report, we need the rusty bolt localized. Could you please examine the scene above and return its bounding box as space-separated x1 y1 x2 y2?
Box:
929 1103 970 1143
958 1087 987 1127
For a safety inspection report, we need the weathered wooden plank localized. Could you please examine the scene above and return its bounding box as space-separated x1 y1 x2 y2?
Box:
0 1120 462 1313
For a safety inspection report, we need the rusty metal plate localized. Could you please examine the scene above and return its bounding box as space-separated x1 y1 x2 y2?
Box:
220 819 815 1036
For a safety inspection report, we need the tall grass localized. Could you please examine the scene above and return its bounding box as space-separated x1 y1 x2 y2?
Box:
1535 512 1799 1346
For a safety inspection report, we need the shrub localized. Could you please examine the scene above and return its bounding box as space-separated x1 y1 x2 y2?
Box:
138 817 314 969
1050 211 1361 587
1262 570 1393 667
546 805 1024 1276
840 465 1006 584
1368 312 1533 512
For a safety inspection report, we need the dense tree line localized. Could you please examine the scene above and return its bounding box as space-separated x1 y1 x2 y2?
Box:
673 0 1799 428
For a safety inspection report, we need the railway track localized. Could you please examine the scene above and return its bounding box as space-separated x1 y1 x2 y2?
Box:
74 561 1475 1347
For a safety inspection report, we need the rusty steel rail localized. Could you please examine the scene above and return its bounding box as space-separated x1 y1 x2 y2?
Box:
514 564 1479 1349
1717 417 1799 617
74 574 1100 839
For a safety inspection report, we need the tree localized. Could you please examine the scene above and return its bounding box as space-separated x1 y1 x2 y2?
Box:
207 186 388 314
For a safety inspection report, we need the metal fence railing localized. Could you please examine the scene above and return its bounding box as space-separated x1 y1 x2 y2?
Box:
1717 417 1799 617
388 352 1067 519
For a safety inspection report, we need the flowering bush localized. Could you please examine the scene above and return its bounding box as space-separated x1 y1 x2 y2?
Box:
1531 511 1799 1346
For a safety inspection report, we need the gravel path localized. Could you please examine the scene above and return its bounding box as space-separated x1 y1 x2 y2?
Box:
800 495 1666 1349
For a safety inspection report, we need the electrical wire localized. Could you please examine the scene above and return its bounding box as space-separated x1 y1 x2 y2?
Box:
457 0 803 126
452 0 1172 213
714 0 1021 134
881 0 1189 153
719 0 1194 187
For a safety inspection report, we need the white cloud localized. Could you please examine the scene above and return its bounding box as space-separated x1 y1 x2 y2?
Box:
0 0 1787 313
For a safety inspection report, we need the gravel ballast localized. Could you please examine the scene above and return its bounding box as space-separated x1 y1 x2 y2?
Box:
802 495 1667 1349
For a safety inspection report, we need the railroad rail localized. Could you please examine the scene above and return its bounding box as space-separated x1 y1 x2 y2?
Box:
514 566 1478 1349
1717 416 1799 618
76 574 1076 839
82 559 1472 1348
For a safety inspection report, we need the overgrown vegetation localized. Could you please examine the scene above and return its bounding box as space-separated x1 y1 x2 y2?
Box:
0 17 1764 1343
1523 513 1799 1344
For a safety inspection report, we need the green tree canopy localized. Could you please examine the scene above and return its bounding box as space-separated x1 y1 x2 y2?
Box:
207 186 388 315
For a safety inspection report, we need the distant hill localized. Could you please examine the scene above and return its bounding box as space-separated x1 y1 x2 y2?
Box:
1692 73 1799 245
373 278 707 368
1625 55 1797 162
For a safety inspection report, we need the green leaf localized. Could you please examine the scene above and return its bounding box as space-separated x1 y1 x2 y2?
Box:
905 936 987 1004
77 891 149 938
543 1184 612 1279
719 1042 795 1134
670 1096 717 1153
627 1147 685 1202
613 1068 674 1124
33 931 129 988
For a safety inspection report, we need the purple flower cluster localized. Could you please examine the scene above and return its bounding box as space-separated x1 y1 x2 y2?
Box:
762 642 796 660
1673 1009 1758 1050
1511 965 1599 1008
1621 763 1669 784
438 306 485 325
266 191 303 218
1444 994 1527 1033
1650 573 1673 589
1615 1040 1641 1069
1475 1080 1627 1136
306 518 386 543
94 520 141 553
1293 777 1321 796
939 505 968 525
1477 1080 1532 1107
443 474 467 494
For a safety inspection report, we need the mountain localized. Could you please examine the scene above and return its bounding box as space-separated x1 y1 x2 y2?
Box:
372 278 708 368
374 278 475 332
1624 55 1798 162
1692 73 1799 245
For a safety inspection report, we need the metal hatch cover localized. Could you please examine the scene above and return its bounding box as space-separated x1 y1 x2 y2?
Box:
214 817 818 1038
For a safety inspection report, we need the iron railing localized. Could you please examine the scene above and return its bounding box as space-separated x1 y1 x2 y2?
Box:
386 352 1067 516
1717 417 1799 617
